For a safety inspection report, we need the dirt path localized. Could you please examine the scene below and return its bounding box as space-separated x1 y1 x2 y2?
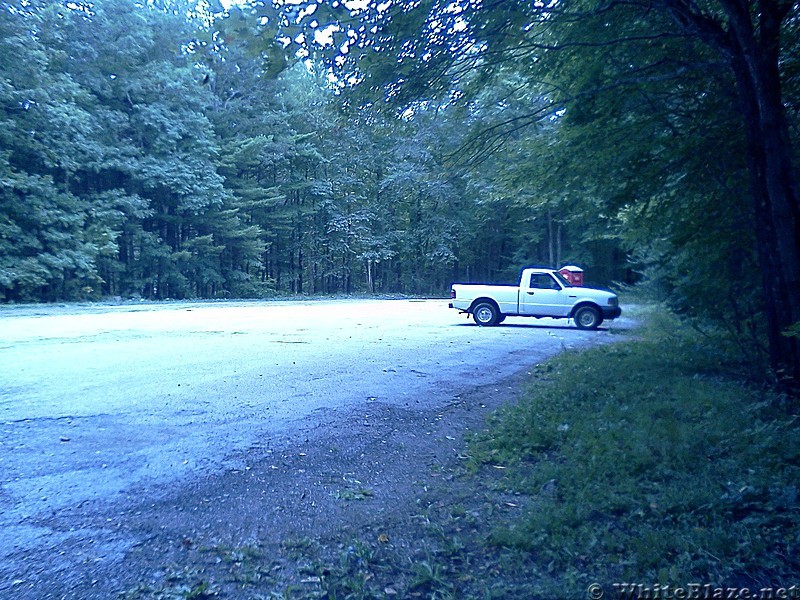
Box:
8 366 537 599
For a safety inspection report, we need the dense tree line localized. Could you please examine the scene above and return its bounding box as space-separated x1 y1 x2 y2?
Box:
0 0 626 305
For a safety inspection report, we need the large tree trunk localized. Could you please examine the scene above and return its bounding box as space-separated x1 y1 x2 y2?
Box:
724 0 800 388
666 0 800 388
733 55 800 386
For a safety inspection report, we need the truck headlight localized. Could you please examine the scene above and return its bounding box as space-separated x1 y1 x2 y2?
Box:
608 297 618 306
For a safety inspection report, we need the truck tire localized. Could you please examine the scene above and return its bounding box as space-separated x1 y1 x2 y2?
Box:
574 305 603 330
473 302 499 326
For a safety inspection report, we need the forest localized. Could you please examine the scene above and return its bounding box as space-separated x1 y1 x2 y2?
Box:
1 0 798 383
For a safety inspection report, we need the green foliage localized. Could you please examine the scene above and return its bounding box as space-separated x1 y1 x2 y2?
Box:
469 312 800 593
528 6 761 328
784 322 800 339
1 0 632 303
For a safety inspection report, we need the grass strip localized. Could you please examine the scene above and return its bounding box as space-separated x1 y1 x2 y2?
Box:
468 312 800 596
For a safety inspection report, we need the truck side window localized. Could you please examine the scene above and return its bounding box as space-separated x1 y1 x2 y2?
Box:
530 274 560 290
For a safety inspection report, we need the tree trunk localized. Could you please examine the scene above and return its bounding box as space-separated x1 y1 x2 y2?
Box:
556 221 563 269
665 0 800 388
723 0 800 388
298 247 304 294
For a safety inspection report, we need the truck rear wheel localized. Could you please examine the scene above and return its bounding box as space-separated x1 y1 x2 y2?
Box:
472 302 499 326
574 305 603 330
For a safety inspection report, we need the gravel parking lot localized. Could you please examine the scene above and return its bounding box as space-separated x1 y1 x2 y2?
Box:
0 298 626 598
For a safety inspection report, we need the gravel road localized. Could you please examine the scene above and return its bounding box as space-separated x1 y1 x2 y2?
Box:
0 298 626 598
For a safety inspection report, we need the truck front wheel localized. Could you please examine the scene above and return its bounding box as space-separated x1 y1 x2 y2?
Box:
574 305 603 330
473 302 499 326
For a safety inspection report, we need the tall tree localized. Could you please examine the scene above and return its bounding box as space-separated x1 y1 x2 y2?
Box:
0 2 100 301
660 0 800 384
47 0 228 299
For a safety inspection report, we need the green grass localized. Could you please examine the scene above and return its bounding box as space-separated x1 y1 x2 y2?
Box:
468 310 800 596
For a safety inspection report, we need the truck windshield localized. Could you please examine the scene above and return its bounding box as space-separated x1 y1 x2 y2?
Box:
553 271 573 287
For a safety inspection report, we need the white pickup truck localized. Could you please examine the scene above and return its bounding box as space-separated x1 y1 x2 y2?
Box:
449 267 621 329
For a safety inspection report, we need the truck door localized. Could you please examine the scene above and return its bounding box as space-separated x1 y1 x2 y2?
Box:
520 273 571 317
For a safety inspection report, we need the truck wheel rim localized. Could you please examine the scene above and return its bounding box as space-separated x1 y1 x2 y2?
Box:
476 307 493 323
579 311 596 327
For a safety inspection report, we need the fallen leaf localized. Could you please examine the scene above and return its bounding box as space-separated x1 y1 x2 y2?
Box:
378 533 389 543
